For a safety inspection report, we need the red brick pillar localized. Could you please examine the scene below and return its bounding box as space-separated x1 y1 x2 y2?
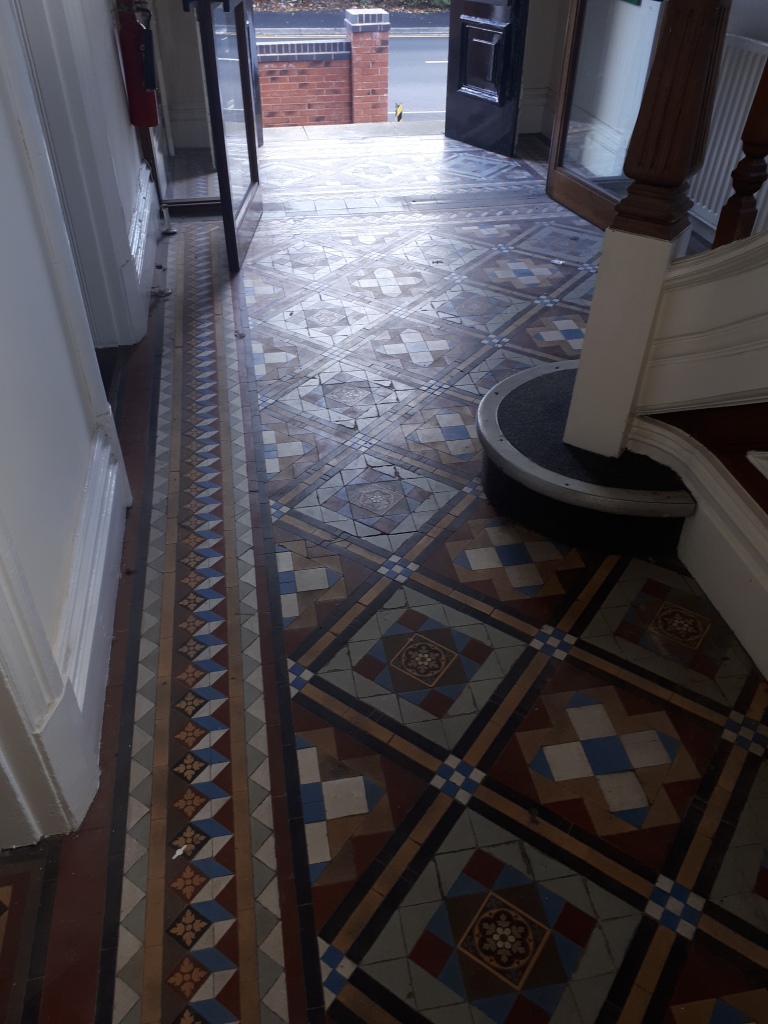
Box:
345 9 390 124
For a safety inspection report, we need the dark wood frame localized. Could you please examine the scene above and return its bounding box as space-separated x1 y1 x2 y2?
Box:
196 0 262 273
546 0 658 230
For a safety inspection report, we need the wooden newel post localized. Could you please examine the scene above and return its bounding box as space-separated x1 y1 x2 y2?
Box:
612 0 732 241
713 61 768 247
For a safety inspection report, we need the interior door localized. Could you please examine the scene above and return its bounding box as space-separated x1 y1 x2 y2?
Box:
196 0 262 272
444 0 529 156
547 0 662 229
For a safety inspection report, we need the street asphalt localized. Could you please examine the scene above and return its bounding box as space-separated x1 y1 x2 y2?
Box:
253 10 449 35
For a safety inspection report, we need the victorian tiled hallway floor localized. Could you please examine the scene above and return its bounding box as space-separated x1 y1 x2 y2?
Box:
2 125 768 1024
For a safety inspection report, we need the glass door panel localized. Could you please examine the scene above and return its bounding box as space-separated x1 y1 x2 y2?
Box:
147 0 220 203
213 5 250 210
197 0 262 273
548 0 661 228
145 0 262 268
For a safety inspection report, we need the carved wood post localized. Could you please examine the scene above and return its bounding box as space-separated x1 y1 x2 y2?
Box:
612 0 732 241
713 60 768 247
565 0 733 458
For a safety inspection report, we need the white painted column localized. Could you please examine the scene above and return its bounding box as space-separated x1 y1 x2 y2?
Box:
563 228 675 457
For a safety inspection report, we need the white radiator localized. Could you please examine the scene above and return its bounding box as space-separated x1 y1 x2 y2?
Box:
689 33 768 237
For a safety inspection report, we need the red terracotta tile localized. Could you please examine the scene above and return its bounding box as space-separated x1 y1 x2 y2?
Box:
313 874 361 931
507 995 551 1023
463 850 504 888
554 901 596 946
545 797 595 834
667 942 763 1005
408 929 453 976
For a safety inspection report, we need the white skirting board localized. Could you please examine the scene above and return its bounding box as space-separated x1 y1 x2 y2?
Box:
54 429 130 747
629 417 768 680
124 162 159 345
0 429 130 847
518 86 556 137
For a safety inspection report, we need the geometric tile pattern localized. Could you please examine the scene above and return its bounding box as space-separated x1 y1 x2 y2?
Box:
370 325 452 366
408 848 598 1022
452 349 541 397
478 256 560 288
530 316 585 352
670 993 768 1023
525 689 686 835
352 609 494 718
581 561 755 707
377 554 419 583
320 587 528 747
352 318 478 375
319 942 357 1008
407 410 479 461
530 625 578 659
261 429 313 477
292 702 429 931
645 875 705 939
293 455 462 554
430 755 485 804
709 761 768 935
449 520 579 598
120 131 764 1024
109 224 281 1024
416 282 532 333
360 811 643 1023
297 732 386 879
275 363 415 430
492 682 709 861
21 127 768 1024
276 544 343 625
264 292 385 346
722 711 768 755
433 517 587 615
667 960 768 1024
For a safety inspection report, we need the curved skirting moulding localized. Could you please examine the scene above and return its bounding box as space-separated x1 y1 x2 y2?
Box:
629 416 768 679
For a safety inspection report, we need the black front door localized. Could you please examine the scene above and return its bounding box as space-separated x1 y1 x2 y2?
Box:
444 0 529 156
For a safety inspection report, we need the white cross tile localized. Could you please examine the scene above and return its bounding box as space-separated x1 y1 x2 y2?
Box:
305 821 331 864
294 568 332 592
567 704 615 741
621 730 672 769
297 746 321 785
465 547 503 570
543 741 592 781
597 771 648 813
322 776 369 819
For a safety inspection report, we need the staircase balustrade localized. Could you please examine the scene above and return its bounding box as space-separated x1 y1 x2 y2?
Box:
563 0 734 457
612 0 732 241
713 60 768 247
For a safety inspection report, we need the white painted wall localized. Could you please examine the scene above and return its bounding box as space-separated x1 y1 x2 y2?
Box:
520 0 570 137
16 0 155 348
82 0 144 234
0 1 131 847
729 0 768 41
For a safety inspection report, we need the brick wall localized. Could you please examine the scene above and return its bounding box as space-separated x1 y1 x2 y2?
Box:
259 47 353 127
345 10 389 124
257 10 389 128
